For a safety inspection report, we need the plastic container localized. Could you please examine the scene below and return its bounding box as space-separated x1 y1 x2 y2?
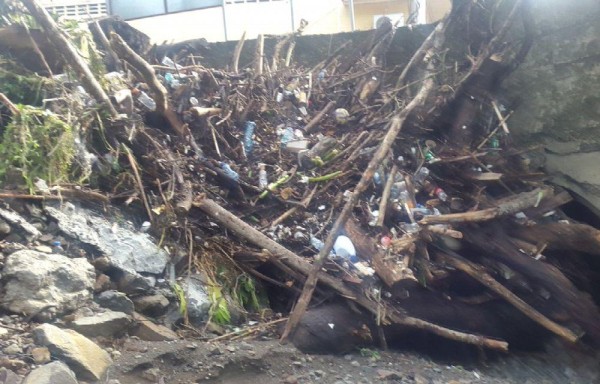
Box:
334 235 358 263
413 167 430 184
243 121 256 156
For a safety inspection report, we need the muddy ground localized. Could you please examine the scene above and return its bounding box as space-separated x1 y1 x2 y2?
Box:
109 337 600 384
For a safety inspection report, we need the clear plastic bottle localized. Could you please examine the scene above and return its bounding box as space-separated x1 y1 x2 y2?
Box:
243 121 256 156
258 164 268 189
413 167 430 185
434 187 448 202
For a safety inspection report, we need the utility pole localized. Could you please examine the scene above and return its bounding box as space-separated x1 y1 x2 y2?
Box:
290 0 295 32
349 0 356 31
221 0 228 41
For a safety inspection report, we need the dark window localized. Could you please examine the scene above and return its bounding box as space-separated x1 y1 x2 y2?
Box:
108 0 222 20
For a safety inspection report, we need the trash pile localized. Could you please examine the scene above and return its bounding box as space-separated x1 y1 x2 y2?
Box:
1 3 600 381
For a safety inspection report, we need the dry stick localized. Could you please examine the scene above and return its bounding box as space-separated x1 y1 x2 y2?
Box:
20 0 118 118
0 93 19 114
491 100 510 134
193 197 507 351
231 31 246 74
89 20 121 72
123 145 154 223
282 70 435 341
303 100 336 133
254 34 264 76
284 40 296 68
376 164 398 227
419 188 548 225
110 32 185 136
434 249 580 343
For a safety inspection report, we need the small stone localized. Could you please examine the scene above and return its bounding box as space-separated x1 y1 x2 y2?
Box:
209 346 222 356
284 375 299 384
69 310 132 338
186 343 198 350
351 360 360 367
226 345 236 352
377 369 403 380
3 344 22 355
0 358 27 371
0 366 22 384
31 347 51 364
132 294 170 316
313 370 326 377
130 312 178 341
141 367 161 381
414 373 429 384
110 350 122 359
94 274 112 293
0 219 11 235
33 245 53 253
95 290 134 315
0 328 9 338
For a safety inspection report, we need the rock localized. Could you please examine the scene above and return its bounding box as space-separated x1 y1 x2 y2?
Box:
33 323 112 381
69 310 132 338
284 375 299 384
0 367 22 384
414 373 430 384
0 207 40 241
22 361 78 384
182 275 211 320
0 328 8 338
116 271 155 294
94 273 113 292
0 359 26 371
31 347 51 364
44 204 169 275
95 290 135 315
377 369 403 380
133 294 170 316
2 344 21 355
0 219 11 236
1 250 95 319
141 367 161 381
33 245 52 253
130 312 178 341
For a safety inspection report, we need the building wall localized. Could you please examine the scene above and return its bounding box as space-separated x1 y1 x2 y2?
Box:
126 0 449 44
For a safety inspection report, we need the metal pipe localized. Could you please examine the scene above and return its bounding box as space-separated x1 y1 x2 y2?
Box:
349 0 356 31
221 0 228 41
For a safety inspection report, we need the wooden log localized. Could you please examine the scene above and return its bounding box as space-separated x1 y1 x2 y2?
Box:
344 220 416 287
465 227 600 343
20 0 118 118
110 32 185 136
192 197 508 351
510 222 600 256
419 188 548 225
433 249 580 343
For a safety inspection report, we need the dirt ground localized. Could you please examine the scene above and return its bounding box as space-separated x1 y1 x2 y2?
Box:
109 337 600 384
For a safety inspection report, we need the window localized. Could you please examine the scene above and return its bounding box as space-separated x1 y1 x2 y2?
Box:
108 0 222 20
43 1 108 19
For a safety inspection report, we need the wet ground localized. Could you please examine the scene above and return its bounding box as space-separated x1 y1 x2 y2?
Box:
109 338 600 384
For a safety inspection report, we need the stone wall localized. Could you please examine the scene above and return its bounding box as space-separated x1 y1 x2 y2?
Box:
502 0 600 213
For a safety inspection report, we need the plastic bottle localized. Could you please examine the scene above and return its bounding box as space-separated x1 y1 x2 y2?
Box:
279 126 295 147
52 240 64 253
317 69 327 82
220 162 239 182
140 221 151 233
434 187 448 202
137 91 156 111
334 235 358 263
413 167 430 185
189 97 199 107
334 108 349 124
243 121 256 156
258 164 268 189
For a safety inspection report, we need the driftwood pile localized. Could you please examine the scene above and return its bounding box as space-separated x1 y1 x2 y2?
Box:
2 0 600 355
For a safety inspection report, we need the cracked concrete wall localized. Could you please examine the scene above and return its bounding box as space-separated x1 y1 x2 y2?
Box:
503 0 600 213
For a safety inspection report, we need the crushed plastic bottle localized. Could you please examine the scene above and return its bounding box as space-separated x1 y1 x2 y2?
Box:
310 235 325 251
220 162 239 182
279 126 295 146
243 121 256 156
189 97 199 106
258 164 268 189
413 167 430 185
137 91 156 111
334 235 358 263
161 56 182 70
434 187 448 202
52 240 64 253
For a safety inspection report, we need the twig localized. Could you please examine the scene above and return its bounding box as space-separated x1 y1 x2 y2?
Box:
231 31 246 73
123 145 154 223
303 100 336 133
376 164 398 227
20 0 118 118
491 100 510 134
255 34 264 76
209 318 288 343
0 93 19 115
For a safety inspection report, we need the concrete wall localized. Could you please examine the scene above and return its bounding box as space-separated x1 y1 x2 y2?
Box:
502 0 600 213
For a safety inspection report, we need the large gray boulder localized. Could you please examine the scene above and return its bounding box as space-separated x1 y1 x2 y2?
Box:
33 324 112 382
22 361 78 384
1 250 95 318
44 204 169 275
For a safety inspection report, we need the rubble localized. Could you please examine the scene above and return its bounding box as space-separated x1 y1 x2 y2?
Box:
0 0 599 381
22 361 78 384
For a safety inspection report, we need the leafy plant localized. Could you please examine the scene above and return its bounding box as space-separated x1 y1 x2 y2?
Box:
233 274 261 311
208 284 231 325
0 105 76 190
171 282 187 317
359 348 381 360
